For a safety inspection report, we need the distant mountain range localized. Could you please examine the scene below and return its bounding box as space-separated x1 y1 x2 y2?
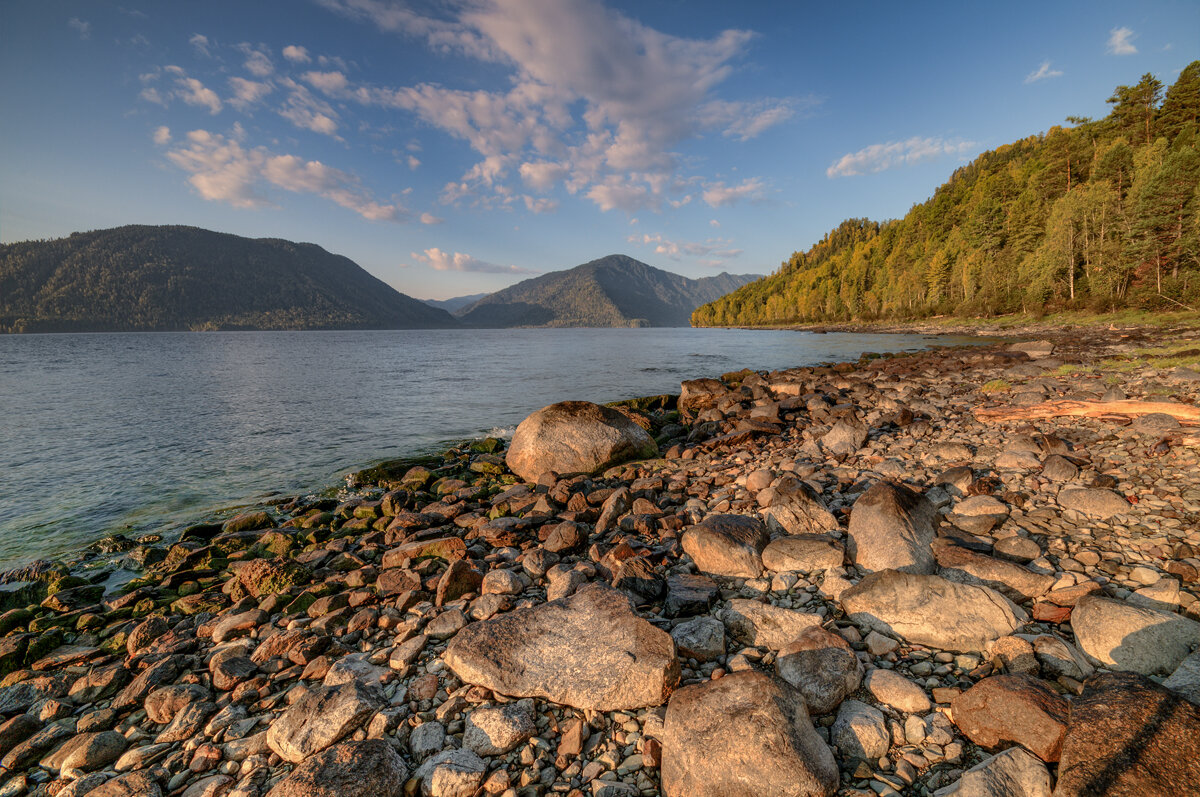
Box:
0 225 457 332
421 293 489 314
457 254 760 327
0 226 758 332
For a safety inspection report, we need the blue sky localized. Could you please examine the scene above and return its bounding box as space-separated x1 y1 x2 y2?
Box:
2 1 1198 300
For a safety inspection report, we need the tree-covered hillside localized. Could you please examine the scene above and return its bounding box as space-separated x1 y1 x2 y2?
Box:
0 225 459 332
693 62 1200 326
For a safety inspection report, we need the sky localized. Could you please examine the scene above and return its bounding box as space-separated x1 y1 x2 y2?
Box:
2 2 1198 300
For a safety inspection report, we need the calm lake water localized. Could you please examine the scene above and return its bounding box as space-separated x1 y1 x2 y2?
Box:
0 328 985 569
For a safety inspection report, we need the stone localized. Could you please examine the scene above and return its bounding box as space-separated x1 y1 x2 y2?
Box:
832 699 890 762
950 674 1068 763
481 568 524 596
443 583 679 711
1070 594 1200 675
266 681 383 763
774 626 862 715
235 558 311 598
863 668 931 714
1031 635 1092 681
505 401 657 482
847 482 937 575
462 701 536 756
664 573 719 617
145 683 210 724
1164 649 1200 705
993 536 1041 564
88 771 164 797
126 616 169 657
822 419 868 455
1008 340 1053 358
723 598 823 650
409 722 446 762
670 616 726 663
661 671 838 797
1040 455 1079 482
679 378 729 421
762 535 845 573
681 514 769 578
413 748 488 797
40 730 127 772
933 538 1056 603
1055 671 1200 797
1057 488 1130 519
932 747 1051 797
543 521 587 553
762 477 839 535
840 570 1027 653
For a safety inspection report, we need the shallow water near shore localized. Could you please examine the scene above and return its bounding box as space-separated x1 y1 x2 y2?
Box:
0 327 987 569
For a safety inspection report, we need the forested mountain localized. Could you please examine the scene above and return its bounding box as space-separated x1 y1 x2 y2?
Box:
693 62 1200 327
457 255 760 327
0 225 459 332
422 293 488 314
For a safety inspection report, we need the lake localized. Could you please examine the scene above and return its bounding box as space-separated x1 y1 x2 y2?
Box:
0 327 986 569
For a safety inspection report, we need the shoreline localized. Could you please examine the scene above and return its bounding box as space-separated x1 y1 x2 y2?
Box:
1 326 1198 795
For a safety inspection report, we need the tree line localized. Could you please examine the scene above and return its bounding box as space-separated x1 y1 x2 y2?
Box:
693 62 1200 326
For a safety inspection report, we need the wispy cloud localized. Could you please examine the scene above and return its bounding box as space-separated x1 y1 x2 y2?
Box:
629 232 742 262
228 77 273 110
702 177 765 207
827 136 977 178
282 45 311 63
153 126 172 145
159 127 407 222
419 212 444 225
1108 27 1137 55
411 248 539 274
1025 60 1063 84
190 34 211 57
67 17 91 40
165 67 223 115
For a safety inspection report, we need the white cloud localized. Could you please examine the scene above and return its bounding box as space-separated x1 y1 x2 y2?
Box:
190 33 210 57
282 45 311 63
1025 60 1063 84
238 44 275 77
140 86 166 105
228 77 273 109
411 247 539 274
709 219 720 227
164 128 407 221
702 177 765 207
176 76 223 114
629 232 742 261
303 70 351 95
68 17 91 39
278 78 339 137
152 126 172 145
318 0 791 213
826 136 978 178
1108 27 1137 55
407 155 421 170
419 212 444 225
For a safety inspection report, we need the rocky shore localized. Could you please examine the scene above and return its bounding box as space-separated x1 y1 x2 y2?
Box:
1 326 1199 797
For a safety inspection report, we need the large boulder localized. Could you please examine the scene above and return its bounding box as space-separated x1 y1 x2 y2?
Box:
1164 649 1200 705
774 626 863 715
443 583 679 711
847 482 937 574
661 671 838 797
762 476 839 536
1057 488 1131 519
762 535 845 573
266 740 408 797
678 378 729 422
723 599 823 650
681 515 769 578
1070 594 1200 675
266 682 383 763
840 570 1027 653
949 675 1068 763
1055 672 1200 797
505 401 657 482
932 747 1051 797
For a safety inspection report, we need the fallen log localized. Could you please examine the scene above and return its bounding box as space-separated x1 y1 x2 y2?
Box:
973 400 1200 425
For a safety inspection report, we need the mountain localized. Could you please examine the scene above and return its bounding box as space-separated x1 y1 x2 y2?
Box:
0 225 459 333
422 293 489 314
693 61 1200 327
457 255 761 328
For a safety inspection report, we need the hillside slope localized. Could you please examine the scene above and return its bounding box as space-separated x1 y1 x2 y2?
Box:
0 225 459 332
458 254 759 327
694 62 1200 327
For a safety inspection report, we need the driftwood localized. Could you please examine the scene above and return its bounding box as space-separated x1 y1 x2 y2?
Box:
973 400 1200 425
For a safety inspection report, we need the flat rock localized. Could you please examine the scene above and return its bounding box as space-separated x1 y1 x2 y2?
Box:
265 739 407 797
847 482 937 575
40 730 127 772
1057 488 1130 519
412 748 487 797
664 573 719 617
863 668 931 714
670 616 726 663
1071 594 1200 675
762 476 839 536
840 570 1027 653
505 401 657 482
822 419 868 455
1163 649 1200 705
933 538 1056 603
762 535 845 573
681 514 769 578
443 583 679 711
1055 671 1200 797
462 701 536 756
266 682 383 763
932 747 1051 797
950 674 1068 763
661 671 838 797
774 626 862 715
723 598 823 650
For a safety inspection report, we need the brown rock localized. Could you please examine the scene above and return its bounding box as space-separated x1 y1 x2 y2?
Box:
950 674 1068 762
681 514 769 578
505 401 657 482
266 739 408 797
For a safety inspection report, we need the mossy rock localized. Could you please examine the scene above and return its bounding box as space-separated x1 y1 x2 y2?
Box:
0 608 34 636
606 394 678 412
25 629 63 662
254 530 296 557
352 456 442 488
469 459 506 476
283 591 319 616
46 576 88 596
720 369 758 385
469 437 504 454
76 613 105 632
